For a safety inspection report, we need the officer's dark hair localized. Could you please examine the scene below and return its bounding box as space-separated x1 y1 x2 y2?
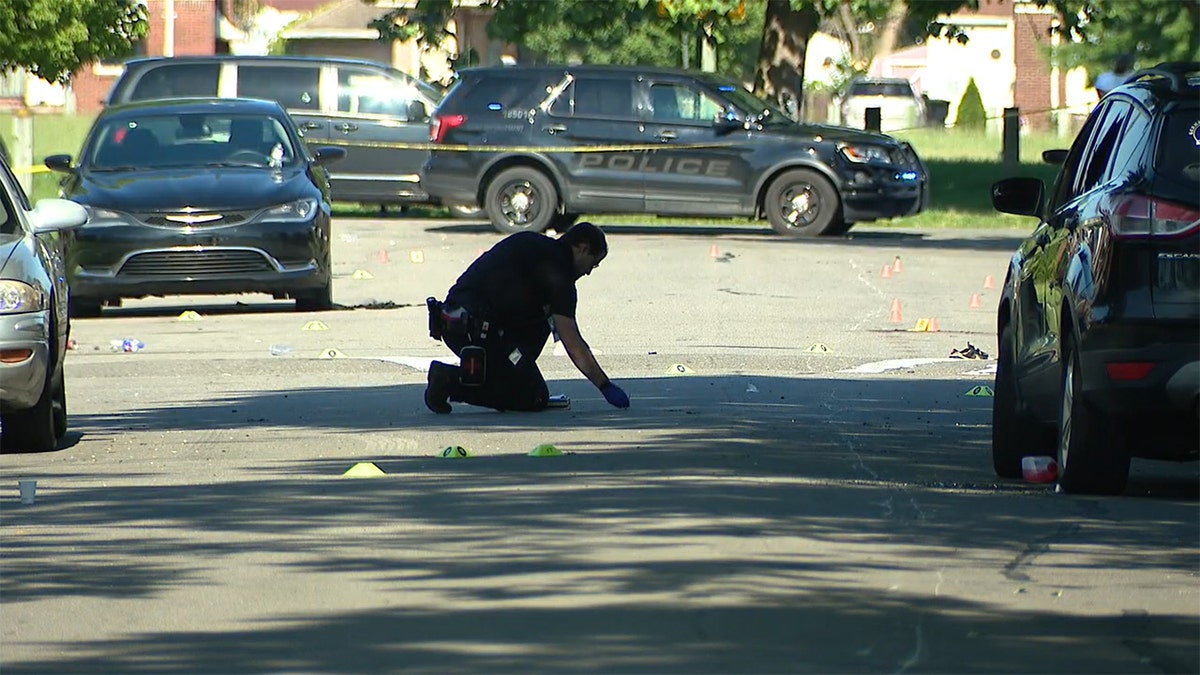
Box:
558 221 608 257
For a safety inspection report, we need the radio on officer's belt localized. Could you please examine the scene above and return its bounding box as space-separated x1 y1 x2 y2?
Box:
460 346 486 386
426 297 443 339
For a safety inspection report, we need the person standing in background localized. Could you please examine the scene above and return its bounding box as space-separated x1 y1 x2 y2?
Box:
1095 54 1135 99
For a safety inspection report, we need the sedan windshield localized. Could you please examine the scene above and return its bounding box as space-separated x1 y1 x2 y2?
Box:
87 112 300 170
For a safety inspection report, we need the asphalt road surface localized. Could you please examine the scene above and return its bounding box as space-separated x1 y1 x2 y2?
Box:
3 217 1197 674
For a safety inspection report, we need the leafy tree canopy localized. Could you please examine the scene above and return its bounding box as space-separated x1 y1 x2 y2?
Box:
1050 0 1199 78
0 0 147 83
367 0 1197 110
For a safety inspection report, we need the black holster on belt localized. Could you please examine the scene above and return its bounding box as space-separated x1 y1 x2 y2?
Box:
426 297 445 339
427 297 482 342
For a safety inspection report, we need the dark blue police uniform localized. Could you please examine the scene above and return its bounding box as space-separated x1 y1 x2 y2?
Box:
429 231 577 411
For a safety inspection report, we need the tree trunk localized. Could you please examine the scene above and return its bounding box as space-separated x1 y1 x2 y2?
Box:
753 0 819 120
873 0 909 65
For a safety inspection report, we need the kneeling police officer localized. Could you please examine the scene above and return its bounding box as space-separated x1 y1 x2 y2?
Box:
425 221 630 413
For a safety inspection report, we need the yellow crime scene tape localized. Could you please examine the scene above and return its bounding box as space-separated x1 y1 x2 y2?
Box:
9 139 747 173
314 139 746 153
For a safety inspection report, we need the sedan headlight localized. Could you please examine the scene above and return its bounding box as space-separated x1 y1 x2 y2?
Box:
0 280 46 314
264 199 318 222
839 144 891 164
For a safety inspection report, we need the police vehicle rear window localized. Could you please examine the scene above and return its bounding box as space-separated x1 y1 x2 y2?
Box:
449 73 552 114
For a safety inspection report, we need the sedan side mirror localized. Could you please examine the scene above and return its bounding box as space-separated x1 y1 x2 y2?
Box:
991 177 1045 217
28 198 88 233
44 154 73 173
311 146 347 167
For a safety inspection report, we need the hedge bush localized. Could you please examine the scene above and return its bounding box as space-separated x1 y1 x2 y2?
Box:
955 77 987 130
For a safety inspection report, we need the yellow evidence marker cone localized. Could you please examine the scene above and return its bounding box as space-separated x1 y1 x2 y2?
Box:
806 343 830 353
176 310 204 321
302 320 329 331
528 444 563 457
343 462 386 477
965 385 995 397
319 348 346 359
667 363 694 375
439 445 473 458
351 269 374 280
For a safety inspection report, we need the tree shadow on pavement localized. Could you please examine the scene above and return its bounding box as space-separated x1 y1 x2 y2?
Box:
3 375 1196 674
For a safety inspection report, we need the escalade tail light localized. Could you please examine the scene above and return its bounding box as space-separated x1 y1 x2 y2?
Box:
430 114 466 143
1103 194 1200 239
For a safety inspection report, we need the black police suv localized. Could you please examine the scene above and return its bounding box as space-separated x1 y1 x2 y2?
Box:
421 65 929 237
44 98 346 316
989 62 1199 495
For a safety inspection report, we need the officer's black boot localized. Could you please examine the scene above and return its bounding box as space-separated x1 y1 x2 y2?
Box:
424 361 457 414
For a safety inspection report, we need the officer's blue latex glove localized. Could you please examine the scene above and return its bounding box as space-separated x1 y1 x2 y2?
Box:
601 382 630 408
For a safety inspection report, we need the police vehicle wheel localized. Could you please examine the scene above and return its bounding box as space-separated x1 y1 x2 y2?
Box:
485 167 558 234
764 169 840 237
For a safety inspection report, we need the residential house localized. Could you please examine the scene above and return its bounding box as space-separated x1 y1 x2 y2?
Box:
278 0 515 86
870 0 1093 133
73 0 220 114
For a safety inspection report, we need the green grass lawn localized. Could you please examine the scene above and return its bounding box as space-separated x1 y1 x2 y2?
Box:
8 112 1069 229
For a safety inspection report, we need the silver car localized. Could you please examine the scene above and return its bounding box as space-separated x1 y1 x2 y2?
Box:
0 158 89 452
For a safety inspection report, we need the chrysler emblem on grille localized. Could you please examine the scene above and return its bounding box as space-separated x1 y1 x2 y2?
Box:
165 213 223 224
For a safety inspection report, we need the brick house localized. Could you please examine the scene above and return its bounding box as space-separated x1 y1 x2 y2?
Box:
871 0 1092 133
71 0 219 114
278 0 515 86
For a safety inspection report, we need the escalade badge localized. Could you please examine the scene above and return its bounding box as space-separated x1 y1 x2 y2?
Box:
165 213 222 224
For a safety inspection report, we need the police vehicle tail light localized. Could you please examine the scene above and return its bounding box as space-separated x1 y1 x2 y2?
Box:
431 114 466 143
1102 194 1200 239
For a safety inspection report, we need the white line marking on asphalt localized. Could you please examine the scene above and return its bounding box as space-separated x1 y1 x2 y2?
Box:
840 358 959 374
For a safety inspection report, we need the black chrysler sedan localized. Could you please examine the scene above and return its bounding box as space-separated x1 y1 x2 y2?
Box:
45 98 345 316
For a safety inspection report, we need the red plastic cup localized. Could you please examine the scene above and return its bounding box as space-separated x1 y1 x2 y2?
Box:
1022 456 1058 483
